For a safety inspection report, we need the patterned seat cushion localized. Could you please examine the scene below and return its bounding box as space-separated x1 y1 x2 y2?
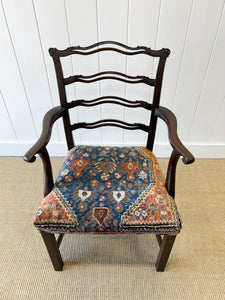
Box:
34 146 182 234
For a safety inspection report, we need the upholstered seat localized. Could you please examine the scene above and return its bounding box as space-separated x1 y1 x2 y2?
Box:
34 146 181 234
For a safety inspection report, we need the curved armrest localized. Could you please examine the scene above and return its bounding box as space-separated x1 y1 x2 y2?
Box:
24 106 65 163
154 106 194 164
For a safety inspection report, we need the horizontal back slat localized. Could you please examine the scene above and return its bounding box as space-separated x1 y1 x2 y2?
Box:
71 119 149 132
64 71 155 86
66 96 152 110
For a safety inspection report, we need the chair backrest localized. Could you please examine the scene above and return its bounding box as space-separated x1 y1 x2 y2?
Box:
49 41 170 151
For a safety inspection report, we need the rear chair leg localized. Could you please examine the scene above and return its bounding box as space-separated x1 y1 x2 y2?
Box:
40 231 64 271
155 235 176 272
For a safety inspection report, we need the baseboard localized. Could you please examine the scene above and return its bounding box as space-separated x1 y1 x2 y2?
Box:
0 142 225 158
0 142 68 157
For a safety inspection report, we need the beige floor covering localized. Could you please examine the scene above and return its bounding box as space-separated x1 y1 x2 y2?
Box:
0 157 224 300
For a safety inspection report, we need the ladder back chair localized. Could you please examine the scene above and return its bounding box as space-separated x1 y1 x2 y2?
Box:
24 41 194 271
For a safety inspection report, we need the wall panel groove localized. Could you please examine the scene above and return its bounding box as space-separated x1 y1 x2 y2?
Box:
171 0 194 110
0 89 18 141
172 0 225 142
125 0 161 146
188 1 225 143
210 96 225 143
123 0 130 143
97 0 129 144
66 0 101 145
96 0 103 143
149 0 163 146
32 0 60 140
33 0 72 143
147 0 162 102
63 0 81 144
0 0 38 141
1 1 38 135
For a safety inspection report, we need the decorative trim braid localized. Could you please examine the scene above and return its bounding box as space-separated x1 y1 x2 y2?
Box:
34 187 77 230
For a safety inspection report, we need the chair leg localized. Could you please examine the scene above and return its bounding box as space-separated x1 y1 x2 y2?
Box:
40 231 64 271
155 235 176 272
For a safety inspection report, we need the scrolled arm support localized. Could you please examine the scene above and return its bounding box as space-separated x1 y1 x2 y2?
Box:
154 106 194 165
154 106 195 198
165 150 180 198
38 147 54 197
23 106 65 163
23 106 66 163
24 106 65 196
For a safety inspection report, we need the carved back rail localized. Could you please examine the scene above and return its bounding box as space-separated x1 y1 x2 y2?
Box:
49 41 170 150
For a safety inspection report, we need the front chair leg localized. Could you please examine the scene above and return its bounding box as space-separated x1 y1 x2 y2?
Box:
155 235 176 272
40 231 64 271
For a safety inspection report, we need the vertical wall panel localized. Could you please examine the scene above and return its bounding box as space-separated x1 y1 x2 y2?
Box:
154 0 193 145
125 0 161 145
97 0 128 144
0 90 16 141
211 97 225 143
0 1 37 141
157 0 193 107
33 0 76 144
172 0 225 142
66 0 101 145
188 4 225 144
2 0 57 138
33 0 74 102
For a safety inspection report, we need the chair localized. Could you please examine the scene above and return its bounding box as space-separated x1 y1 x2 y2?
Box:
24 41 194 272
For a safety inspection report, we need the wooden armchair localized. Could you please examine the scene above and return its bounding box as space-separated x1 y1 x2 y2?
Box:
24 41 194 271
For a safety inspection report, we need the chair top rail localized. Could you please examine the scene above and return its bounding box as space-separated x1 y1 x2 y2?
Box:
49 41 170 58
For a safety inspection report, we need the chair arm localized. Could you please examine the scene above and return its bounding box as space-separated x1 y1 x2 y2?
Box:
154 106 194 165
24 106 65 196
23 106 65 163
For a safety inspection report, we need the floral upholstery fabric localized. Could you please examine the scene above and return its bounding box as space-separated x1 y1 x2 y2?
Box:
34 146 182 234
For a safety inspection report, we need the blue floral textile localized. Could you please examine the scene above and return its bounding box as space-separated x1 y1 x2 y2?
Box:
34 146 182 234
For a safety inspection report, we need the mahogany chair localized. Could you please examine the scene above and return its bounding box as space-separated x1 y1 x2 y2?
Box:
24 41 194 271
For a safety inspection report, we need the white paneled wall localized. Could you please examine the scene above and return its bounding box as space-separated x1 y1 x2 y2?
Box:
0 0 225 157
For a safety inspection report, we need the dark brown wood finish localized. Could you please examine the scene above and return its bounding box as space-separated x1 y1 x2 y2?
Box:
57 233 64 247
65 96 152 110
40 231 63 271
49 40 170 58
154 106 194 164
49 49 74 149
156 234 163 247
155 235 176 272
64 72 156 86
71 119 149 132
154 106 194 197
24 41 194 272
38 147 54 197
24 106 65 197
49 41 170 151
24 106 65 162
147 53 170 151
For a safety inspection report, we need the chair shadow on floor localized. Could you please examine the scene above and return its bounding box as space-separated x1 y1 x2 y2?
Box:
60 234 159 267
